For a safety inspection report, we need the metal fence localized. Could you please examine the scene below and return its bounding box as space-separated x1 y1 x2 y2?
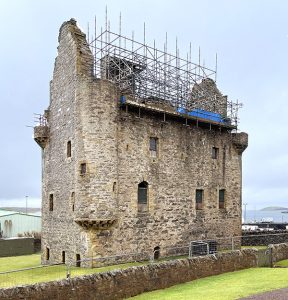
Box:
0 232 287 289
0 263 66 289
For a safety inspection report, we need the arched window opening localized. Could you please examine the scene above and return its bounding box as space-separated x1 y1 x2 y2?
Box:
138 181 148 212
138 181 148 204
154 246 160 260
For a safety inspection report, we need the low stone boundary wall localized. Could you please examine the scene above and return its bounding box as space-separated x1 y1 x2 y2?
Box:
0 249 257 300
270 243 288 263
241 230 288 246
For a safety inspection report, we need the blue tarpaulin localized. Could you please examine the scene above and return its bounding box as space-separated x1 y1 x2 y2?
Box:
120 95 126 104
188 109 223 123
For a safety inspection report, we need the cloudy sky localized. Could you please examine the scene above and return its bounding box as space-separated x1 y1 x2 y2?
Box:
0 0 287 210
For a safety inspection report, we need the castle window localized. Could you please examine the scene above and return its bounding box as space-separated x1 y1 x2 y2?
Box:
46 247 50 260
149 137 158 157
219 189 225 209
113 182 116 192
49 194 54 211
67 141 71 157
154 246 160 260
212 147 219 159
138 181 148 212
76 254 81 267
196 189 203 210
71 192 75 211
80 163 86 175
138 181 148 204
62 251 66 263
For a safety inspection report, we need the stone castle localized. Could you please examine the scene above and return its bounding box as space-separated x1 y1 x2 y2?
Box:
34 19 248 266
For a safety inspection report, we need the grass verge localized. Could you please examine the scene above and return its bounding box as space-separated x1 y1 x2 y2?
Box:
0 254 146 288
131 267 288 300
275 259 288 267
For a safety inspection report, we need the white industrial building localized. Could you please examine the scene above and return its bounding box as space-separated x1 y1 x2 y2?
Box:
0 209 41 238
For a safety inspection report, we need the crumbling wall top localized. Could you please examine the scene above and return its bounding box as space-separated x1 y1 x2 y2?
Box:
56 18 94 77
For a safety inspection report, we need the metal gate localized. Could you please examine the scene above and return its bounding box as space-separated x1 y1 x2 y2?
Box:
257 247 272 267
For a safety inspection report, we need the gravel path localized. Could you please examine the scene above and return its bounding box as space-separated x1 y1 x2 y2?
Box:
240 288 288 300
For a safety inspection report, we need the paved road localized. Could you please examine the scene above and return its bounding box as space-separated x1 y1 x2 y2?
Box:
240 288 288 300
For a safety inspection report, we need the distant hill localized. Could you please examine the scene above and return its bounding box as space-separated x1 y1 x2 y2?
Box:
0 207 41 214
261 206 288 211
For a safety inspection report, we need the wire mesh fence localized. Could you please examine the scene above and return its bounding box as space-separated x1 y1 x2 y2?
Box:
0 263 66 289
0 233 287 289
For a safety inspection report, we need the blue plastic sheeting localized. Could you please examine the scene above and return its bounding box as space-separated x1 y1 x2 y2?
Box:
188 109 223 123
177 107 187 114
120 95 126 104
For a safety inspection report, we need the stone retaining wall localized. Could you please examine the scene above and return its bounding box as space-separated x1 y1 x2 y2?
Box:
0 249 257 300
242 230 288 246
270 243 288 263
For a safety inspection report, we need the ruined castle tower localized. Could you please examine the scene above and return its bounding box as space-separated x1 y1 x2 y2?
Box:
34 19 248 266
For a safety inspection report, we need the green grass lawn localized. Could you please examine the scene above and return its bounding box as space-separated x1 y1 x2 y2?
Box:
1 253 288 298
241 245 268 250
275 259 288 267
0 254 146 288
131 268 288 300
0 254 40 271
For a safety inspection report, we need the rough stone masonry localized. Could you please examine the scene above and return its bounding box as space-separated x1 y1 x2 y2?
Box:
34 19 248 266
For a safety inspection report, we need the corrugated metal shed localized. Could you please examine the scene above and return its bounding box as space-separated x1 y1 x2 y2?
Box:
0 209 41 238
0 209 18 217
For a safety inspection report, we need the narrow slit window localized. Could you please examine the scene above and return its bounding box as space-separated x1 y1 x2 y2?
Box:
62 251 66 263
67 141 71 158
76 254 81 267
219 189 225 209
80 163 86 175
46 247 50 260
212 147 219 159
196 189 203 210
49 194 54 211
71 192 75 211
149 137 158 157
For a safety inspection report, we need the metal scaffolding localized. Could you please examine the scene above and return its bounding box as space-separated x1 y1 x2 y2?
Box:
87 15 241 128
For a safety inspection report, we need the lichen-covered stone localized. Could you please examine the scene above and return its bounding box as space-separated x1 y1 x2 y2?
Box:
35 19 248 266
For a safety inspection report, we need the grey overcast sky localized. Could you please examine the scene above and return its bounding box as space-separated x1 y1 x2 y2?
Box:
0 0 287 210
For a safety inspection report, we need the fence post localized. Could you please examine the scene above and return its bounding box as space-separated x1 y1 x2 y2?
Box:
66 264 71 279
268 245 273 268
150 252 154 264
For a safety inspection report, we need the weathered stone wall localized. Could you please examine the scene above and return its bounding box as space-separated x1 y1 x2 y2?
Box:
242 230 288 246
0 250 257 300
270 242 288 263
41 19 95 265
187 78 228 117
37 19 248 266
